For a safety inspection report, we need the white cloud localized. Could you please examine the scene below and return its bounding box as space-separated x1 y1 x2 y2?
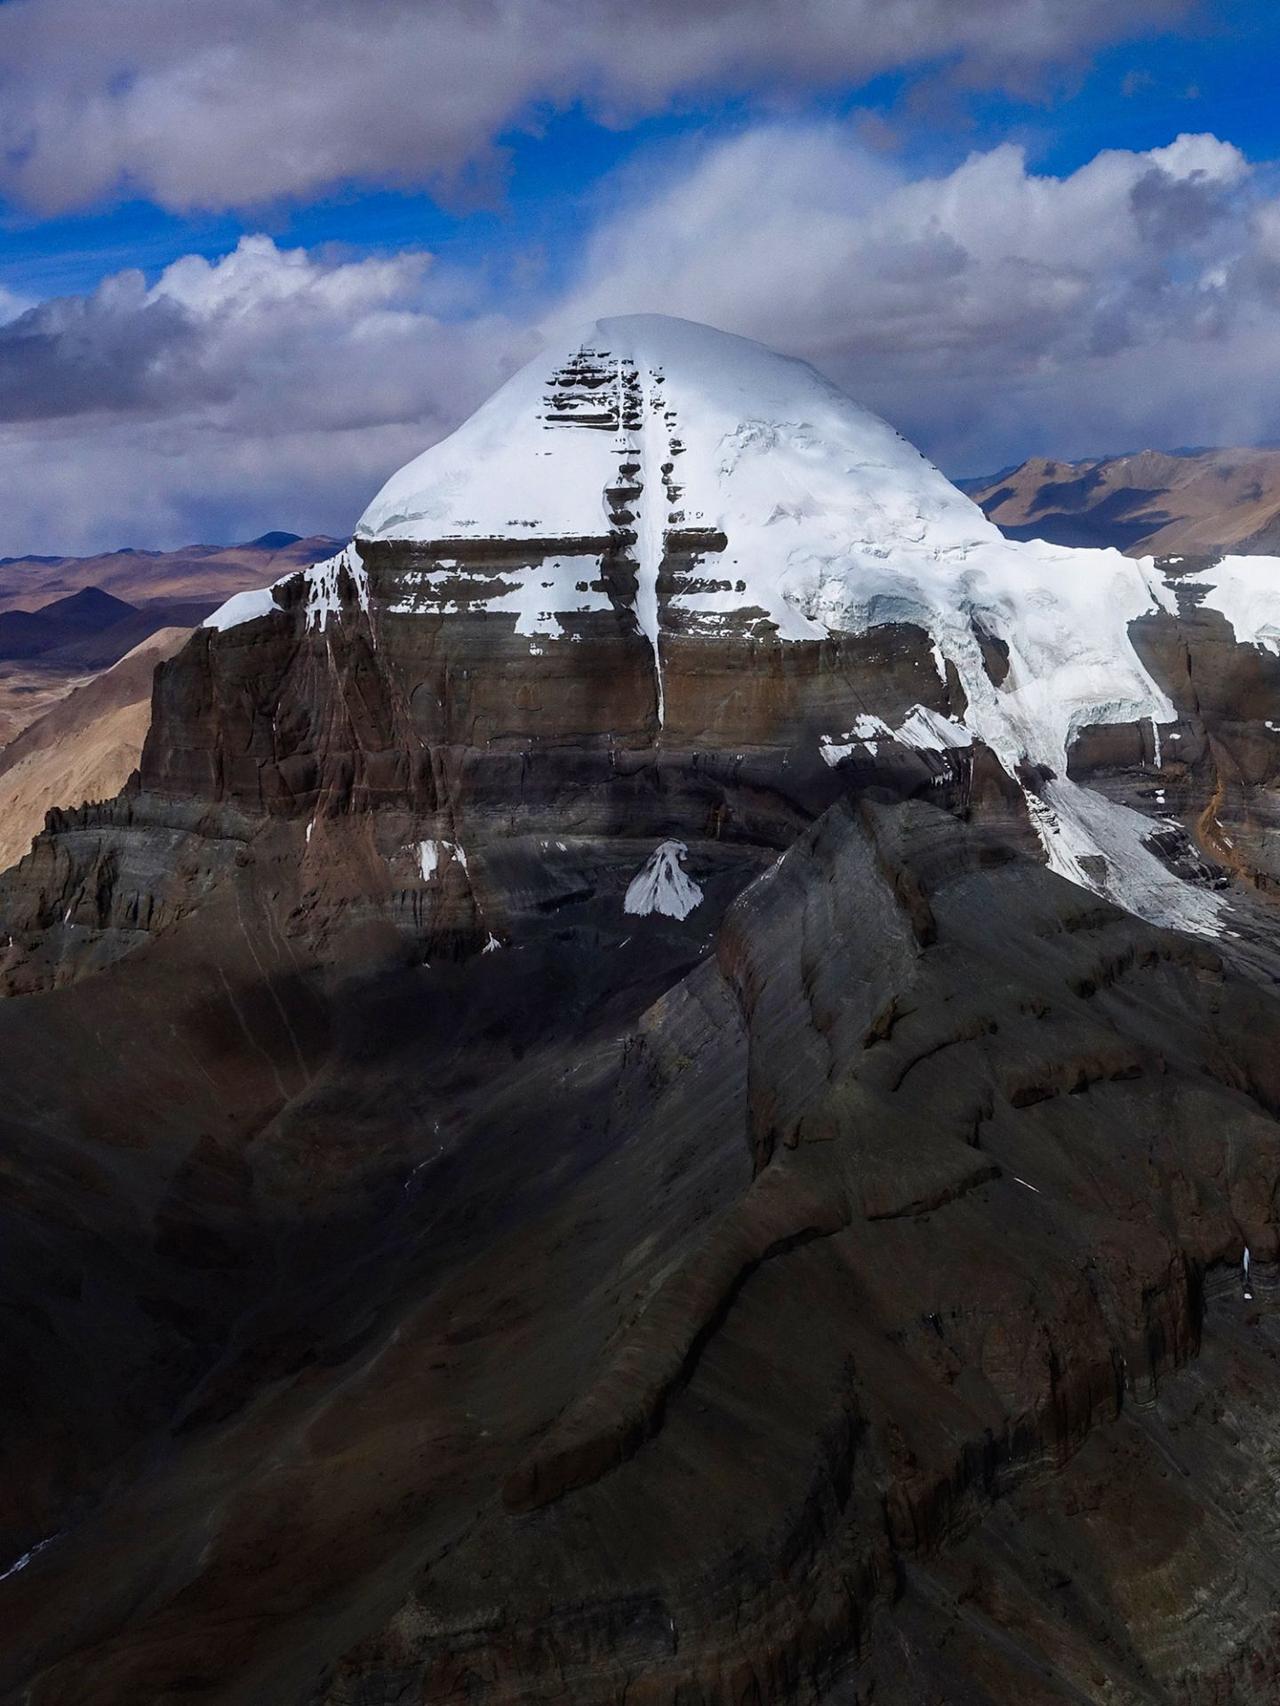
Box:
0 0 1194 212
558 124 1272 471
0 236 537 553
9 127 1280 555
0 285 33 326
1144 132 1249 183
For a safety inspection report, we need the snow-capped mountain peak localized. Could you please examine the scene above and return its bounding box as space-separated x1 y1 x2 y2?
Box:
200 314 1280 938
356 313 995 638
350 315 1216 928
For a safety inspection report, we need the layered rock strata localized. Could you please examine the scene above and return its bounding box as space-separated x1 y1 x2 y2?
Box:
5 318 1280 1705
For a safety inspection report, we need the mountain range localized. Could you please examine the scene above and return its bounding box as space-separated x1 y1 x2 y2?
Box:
4 317 1280 1705
0 532 340 749
968 445 1280 556
0 532 342 616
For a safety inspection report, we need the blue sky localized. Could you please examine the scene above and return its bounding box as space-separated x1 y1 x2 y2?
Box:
2 0 1280 552
7 1 1277 301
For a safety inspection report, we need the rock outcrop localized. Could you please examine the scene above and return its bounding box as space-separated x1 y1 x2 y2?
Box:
5 317 1280 1706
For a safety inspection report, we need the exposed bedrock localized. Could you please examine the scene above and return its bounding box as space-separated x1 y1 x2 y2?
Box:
0 537 987 992
11 531 1280 1006
11 517 1280 1005
138 544 960 809
9 320 1280 1705
1055 590 1280 898
5 796 1280 1704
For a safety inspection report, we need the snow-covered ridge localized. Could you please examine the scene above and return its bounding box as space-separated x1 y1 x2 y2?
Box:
1184 555 1280 654
203 544 367 635
203 585 281 632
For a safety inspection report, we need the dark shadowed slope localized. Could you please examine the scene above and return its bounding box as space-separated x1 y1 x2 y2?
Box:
0 587 136 662
5 318 1280 1704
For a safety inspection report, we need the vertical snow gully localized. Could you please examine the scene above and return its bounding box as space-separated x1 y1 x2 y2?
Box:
617 356 666 731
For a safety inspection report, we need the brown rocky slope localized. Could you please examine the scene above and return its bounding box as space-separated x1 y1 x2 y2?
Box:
0 626 190 871
969 446 1280 556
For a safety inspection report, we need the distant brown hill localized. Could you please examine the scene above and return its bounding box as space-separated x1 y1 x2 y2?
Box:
0 585 136 660
0 532 340 746
968 447 1280 556
0 531 341 615
0 627 192 872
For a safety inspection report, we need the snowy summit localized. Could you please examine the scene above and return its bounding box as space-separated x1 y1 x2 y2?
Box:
353 315 1177 767
206 313 1280 936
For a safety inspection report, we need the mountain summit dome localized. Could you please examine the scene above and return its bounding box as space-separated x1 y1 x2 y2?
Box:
348 314 1220 928
357 312 992 589
356 315 1034 720
189 312 1280 940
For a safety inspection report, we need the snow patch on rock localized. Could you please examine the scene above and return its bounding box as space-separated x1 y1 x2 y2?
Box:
895 706 973 752
203 586 280 631
820 704 971 765
1026 780 1222 937
388 553 610 635
624 840 703 920
1190 555 1280 655
0 1530 61 1584
415 839 468 881
302 543 370 633
204 543 369 635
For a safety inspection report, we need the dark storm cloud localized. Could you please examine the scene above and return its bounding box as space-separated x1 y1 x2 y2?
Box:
0 0 1194 211
0 282 200 421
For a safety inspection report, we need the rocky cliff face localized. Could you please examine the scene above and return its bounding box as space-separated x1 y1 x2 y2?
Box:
5 317 1280 1705
0 533 343 749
